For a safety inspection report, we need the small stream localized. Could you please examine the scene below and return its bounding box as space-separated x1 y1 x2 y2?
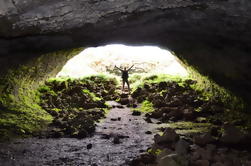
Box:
0 101 159 166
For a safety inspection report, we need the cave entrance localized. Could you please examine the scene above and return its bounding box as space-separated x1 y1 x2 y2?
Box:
56 44 189 79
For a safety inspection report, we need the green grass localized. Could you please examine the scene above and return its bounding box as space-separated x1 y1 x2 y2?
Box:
133 100 154 113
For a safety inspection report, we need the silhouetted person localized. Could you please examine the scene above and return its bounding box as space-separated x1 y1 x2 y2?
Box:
115 65 134 93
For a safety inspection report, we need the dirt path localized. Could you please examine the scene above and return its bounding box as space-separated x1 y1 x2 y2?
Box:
0 101 159 166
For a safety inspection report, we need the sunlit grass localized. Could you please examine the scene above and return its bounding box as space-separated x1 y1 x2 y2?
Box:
133 100 154 113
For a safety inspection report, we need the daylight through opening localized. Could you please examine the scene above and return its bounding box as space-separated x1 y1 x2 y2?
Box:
56 44 189 78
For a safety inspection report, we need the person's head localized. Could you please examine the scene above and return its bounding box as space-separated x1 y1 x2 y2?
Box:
124 67 127 70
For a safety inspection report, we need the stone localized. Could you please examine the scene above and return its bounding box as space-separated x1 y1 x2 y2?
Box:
183 108 195 120
168 109 183 120
145 131 152 134
211 162 225 166
132 104 138 108
149 111 162 119
158 154 188 166
193 133 214 146
113 136 120 144
119 98 130 105
116 105 124 109
111 118 118 121
206 144 216 153
175 139 189 155
199 147 213 161
132 110 141 116
191 151 200 161
220 125 244 144
86 143 92 150
210 126 220 137
154 128 179 144
194 160 210 166
51 131 64 138
121 93 128 98
77 130 88 139
196 117 207 123
101 134 111 139
145 117 153 123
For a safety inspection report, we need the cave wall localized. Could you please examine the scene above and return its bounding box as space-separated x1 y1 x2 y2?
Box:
0 0 251 104
0 48 83 139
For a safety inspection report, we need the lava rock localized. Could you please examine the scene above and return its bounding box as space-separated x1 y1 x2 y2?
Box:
175 139 190 155
87 143 92 150
145 131 152 134
120 98 130 105
154 128 179 144
132 110 141 116
77 130 88 139
113 136 120 144
220 125 244 144
193 133 214 146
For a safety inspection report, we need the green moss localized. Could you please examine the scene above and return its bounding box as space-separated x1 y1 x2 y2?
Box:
0 47 84 140
130 73 189 93
105 102 112 109
135 100 154 113
184 61 245 111
148 148 163 156
165 121 212 135
82 89 101 101
51 108 62 112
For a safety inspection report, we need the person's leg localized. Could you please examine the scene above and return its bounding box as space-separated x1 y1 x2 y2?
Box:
122 80 125 92
126 80 130 93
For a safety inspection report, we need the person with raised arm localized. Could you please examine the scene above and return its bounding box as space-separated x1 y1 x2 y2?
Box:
115 65 134 93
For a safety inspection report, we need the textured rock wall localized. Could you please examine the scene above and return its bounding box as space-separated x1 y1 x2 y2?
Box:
0 0 250 104
0 48 83 139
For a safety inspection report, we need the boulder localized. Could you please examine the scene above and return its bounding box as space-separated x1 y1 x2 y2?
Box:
183 108 195 120
175 139 190 155
154 128 179 144
168 109 184 120
119 98 130 105
77 129 88 139
193 133 214 146
132 110 141 116
194 160 210 166
211 162 225 166
158 154 188 166
113 136 120 144
150 111 163 119
220 125 244 144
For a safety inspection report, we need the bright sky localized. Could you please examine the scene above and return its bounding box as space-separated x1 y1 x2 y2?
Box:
56 44 188 78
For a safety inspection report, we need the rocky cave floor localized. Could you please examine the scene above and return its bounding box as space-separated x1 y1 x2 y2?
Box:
1 75 251 166
0 100 157 166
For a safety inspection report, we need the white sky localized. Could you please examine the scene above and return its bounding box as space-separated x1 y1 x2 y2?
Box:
56 44 188 78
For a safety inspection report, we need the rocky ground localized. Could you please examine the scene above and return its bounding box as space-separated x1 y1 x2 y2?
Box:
1 75 251 165
129 77 251 166
0 101 160 166
38 75 119 139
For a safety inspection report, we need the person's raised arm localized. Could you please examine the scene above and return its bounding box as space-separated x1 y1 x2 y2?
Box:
115 65 123 71
127 65 134 71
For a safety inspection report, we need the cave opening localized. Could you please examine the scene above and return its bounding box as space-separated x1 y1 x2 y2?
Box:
56 44 189 79
1 45 250 165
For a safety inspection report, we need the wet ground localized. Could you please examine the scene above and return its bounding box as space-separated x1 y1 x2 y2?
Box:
0 101 159 166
